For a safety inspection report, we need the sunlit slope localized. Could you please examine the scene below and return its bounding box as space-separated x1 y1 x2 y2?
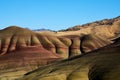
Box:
57 16 120 39
0 25 115 60
0 16 120 80
0 18 120 67
19 38 120 80
0 26 61 67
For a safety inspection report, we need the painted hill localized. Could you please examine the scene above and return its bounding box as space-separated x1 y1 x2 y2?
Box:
0 26 61 68
0 26 62 80
0 16 120 80
19 37 120 80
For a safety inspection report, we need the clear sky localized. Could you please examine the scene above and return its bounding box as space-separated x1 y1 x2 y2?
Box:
0 0 120 31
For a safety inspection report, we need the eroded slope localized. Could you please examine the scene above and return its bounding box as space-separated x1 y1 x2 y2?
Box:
19 38 120 80
0 16 120 80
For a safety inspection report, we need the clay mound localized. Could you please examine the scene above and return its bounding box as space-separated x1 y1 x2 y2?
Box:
0 26 41 54
0 17 120 79
0 25 117 60
0 26 61 68
1 16 120 59
19 37 120 80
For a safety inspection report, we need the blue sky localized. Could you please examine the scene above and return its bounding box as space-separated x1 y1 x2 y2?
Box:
0 0 120 31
